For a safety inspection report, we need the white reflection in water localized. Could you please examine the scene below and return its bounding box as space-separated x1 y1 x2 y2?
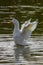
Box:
14 44 30 62
0 34 43 65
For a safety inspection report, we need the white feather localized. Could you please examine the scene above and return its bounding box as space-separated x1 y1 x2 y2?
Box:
21 19 38 40
11 18 38 46
20 18 31 32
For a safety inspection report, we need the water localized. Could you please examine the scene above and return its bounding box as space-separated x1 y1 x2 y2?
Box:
0 5 43 34
0 1 43 65
0 34 43 65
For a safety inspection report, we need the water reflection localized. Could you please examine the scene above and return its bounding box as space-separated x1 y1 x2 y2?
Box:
0 34 43 65
14 44 30 62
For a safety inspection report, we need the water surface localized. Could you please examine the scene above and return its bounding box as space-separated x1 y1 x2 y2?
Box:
0 34 43 65
0 1 43 65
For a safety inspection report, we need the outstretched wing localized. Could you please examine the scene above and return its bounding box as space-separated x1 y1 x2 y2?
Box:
20 19 38 40
20 18 31 32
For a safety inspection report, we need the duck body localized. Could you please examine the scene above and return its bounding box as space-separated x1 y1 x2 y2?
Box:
13 27 28 46
11 18 38 46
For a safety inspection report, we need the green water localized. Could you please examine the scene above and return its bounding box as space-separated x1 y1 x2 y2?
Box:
0 1 43 65
0 0 43 34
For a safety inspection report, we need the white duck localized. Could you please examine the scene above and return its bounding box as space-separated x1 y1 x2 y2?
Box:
10 18 38 46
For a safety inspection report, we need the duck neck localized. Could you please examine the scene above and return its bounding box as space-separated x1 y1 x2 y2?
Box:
14 22 19 31
13 23 19 35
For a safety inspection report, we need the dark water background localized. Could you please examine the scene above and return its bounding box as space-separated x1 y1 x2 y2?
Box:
0 0 43 34
0 0 43 65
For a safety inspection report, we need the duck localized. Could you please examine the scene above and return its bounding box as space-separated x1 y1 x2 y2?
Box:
10 17 38 46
